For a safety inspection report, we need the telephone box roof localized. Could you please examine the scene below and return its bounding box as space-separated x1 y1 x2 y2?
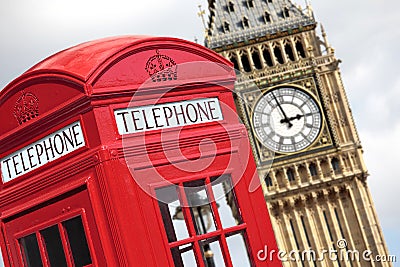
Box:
26 36 151 82
3 35 233 90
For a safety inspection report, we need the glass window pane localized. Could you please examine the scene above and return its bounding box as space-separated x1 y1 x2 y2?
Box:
211 175 242 228
226 233 252 267
156 185 190 242
171 243 198 267
200 237 225 267
184 180 216 234
19 233 43 267
63 216 92 267
40 225 67 267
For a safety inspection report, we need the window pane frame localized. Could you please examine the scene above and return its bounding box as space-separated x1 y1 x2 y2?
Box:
155 173 254 267
18 233 44 267
225 231 254 267
62 216 93 267
15 212 94 267
40 224 68 267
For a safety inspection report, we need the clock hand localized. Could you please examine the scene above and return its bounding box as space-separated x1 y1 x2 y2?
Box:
271 92 293 128
285 114 304 122
279 114 304 127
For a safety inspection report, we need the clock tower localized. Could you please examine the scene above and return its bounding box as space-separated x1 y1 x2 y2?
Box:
205 0 392 266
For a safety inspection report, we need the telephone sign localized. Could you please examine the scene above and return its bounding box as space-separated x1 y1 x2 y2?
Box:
114 98 223 134
1 121 85 182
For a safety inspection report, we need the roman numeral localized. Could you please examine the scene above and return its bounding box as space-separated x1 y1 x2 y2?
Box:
305 123 313 128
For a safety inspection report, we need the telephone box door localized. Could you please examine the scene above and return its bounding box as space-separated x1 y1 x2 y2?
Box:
2 187 106 267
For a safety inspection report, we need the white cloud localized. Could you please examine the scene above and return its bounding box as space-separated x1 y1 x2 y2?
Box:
361 124 400 258
361 123 400 226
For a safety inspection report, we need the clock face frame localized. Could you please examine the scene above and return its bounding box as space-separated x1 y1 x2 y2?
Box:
251 86 323 154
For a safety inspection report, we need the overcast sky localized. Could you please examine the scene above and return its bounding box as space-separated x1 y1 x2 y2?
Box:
0 0 399 265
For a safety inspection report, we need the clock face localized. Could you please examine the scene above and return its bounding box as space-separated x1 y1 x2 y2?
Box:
252 87 322 154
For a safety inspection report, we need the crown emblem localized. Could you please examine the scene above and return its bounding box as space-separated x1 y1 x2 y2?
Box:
145 50 177 82
14 92 39 125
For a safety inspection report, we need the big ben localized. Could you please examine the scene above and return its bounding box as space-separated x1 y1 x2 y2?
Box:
204 0 392 266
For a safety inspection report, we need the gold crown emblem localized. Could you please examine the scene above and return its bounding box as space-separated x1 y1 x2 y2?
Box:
145 50 177 82
14 92 39 125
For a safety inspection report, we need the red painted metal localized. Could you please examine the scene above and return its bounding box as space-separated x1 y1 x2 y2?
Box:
0 36 281 267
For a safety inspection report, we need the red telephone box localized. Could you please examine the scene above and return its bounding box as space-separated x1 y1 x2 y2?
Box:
0 36 281 267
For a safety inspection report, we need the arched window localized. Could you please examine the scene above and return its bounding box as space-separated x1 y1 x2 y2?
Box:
283 7 290 18
309 163 318 176
229 55 239 70
242 16 250 28
262 47 273 66
295 39 306 58
284 43 295 61
289 219 300 249
264 11 272 23
251 50 263 70
331 158 341 172
287 168 295 182
241 52 252 72
228 1 235 12
300 216 312 247
265 175 273 187
223 21 230 33
274 45 284 64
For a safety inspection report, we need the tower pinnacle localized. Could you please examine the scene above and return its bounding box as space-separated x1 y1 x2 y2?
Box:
321 24 333 54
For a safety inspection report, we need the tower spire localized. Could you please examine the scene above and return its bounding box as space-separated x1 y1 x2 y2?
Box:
305 0 315 19
198 5 210 45
197 5 207 31
321 24 333 54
